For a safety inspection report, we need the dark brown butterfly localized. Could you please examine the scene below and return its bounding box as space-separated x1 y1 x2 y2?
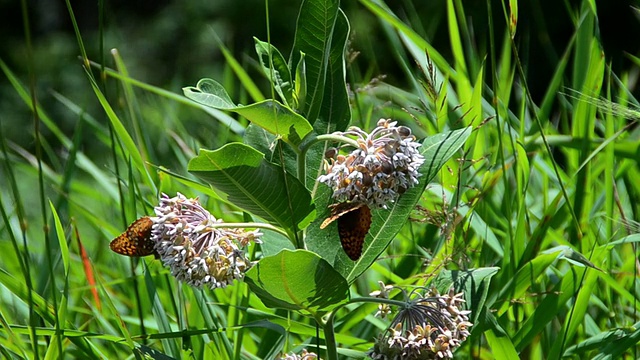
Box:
321 202 372 261
109 216 156 257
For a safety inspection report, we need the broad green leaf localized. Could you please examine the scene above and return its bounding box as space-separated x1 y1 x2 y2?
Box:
186 78 235 108
421 127 473 182
242 124 298 177
305 120 333 190
468 64 485 153
565 329 628 355
243 123 278 157
289 0 340 124
318 9 351 132
153 165 225 202
570 8 604 250
306 127 472 283
254 38 294 108
302 10 351 194
188 143 315 232
294 52 307 112
184 78 313 147
245 250 349 314
259 230 296 257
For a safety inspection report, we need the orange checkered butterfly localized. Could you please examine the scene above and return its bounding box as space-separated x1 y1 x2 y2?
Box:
109 216 156 257
320 202 372 260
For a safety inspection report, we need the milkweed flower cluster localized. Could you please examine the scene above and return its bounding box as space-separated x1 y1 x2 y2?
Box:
151 193 262 289
318 119 425 209
279 349 319 360
370 281 395 319
369 286 473 360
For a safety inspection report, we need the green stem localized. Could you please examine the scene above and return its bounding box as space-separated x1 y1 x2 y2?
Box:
348 297 409 307
209 222 289 238
323 317 339 360
298 133 360 156
322 297 410 360
297 148 307 196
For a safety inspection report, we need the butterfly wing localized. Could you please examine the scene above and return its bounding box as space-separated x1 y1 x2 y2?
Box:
321 202 364 229
337 204 371 260
109 216 156 257
321 202 372 260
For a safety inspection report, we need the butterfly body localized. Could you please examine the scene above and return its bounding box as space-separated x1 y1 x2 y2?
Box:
321 202 372 260
110 216 156 257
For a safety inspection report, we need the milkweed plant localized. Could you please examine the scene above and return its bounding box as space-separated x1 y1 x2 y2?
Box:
108 1 488 359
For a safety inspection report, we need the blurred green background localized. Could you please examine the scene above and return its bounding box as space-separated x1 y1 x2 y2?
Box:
3 0 639 160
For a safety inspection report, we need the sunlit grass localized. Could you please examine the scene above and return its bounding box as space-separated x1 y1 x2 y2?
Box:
0 0 639 359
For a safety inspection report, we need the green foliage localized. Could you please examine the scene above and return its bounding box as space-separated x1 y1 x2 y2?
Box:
245 250 350 314
183 78 314 147
432 267 499 324
306 127 471 283
1 0 639 359
184 3 471 344
188 143 315 233
254 38 298 108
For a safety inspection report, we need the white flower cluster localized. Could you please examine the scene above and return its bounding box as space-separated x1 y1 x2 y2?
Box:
369 287 472 360
370 281 395 319
151 193 262 289
279 349 318 360
318 119 425 209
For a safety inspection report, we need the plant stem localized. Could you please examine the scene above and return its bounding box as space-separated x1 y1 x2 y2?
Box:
294 132 359 251
210 222 289 238
323 321 339 360
299 133 360 157
321 313 339 360
297 149 307 194
297 133 360 174
321 297 410 360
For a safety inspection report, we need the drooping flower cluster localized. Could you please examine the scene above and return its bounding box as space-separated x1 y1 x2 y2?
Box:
370 281 395 319
369 286 473 360
318 119 425 209
279 349 319 360
151 193 262 289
